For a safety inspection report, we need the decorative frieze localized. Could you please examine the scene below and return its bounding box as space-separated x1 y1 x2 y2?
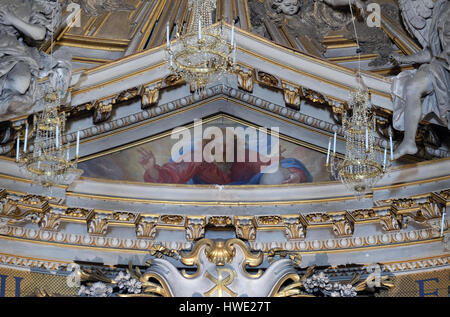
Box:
305 213 332 225
255 70 281 90
160 215 185 226
350 209 377 221
207 216 233 227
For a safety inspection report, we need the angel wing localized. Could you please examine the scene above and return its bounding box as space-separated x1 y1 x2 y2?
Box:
398 0 435 48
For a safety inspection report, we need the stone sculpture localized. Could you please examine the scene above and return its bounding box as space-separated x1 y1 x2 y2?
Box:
390 0 450 159
0 0 71 121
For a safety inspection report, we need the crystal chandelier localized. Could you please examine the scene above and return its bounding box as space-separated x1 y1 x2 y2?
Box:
166 0 237 92
327 79 392 196
16 90 82 188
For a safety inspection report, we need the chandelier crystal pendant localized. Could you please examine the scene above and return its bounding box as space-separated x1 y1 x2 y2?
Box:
327 79 393 196
166 0 237 93
16 90 82 188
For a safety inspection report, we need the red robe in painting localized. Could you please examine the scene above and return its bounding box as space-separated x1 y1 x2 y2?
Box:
143 149 308 184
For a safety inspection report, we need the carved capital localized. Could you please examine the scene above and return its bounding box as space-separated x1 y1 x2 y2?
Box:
418 202 443 220
39 209 63 231
237 68 254 93
284 217 306 240
185 217 206 241
235 217 256 241
93 99 115 124
141 83 161 109
332 217 354 237
136 216 158 239
87 213 109 236
282 83 302 111
380 214 403 232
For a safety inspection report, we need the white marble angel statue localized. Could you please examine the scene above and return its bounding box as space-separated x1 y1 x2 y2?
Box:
0 0 71 120
390 0 450 159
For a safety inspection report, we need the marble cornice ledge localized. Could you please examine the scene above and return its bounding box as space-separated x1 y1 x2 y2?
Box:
59 83 448 160
68 159 450 203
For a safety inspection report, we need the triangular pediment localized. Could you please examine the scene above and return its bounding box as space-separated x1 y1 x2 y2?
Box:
78 110 332 185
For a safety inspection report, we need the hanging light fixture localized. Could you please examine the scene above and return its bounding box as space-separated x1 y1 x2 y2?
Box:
15 1 82 188
327 75 392 196
166 0 237 93
16 90 82 188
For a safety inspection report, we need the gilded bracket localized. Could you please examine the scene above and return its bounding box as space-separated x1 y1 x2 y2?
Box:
236 66 254 93
140 83 161 110
282 83 302 111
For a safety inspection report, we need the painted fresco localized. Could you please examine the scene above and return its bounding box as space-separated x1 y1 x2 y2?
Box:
78 117 331 185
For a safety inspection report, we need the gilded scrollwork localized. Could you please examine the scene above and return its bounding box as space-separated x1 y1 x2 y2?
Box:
93 99 115 124
255 71 281 90
65 207 91 218
160 215 184 225
351 209 377 221
258 215 283 225
112 212 135 222
207 216 232 227
305 212 331 224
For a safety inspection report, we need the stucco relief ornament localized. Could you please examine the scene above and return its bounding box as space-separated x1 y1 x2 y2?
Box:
390 0 450 159
262 0 357 52
0 0 72 121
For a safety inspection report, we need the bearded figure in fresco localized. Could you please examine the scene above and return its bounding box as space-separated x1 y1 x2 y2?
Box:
0 0 71 120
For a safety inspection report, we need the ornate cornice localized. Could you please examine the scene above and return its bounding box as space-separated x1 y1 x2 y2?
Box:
0 189 448 245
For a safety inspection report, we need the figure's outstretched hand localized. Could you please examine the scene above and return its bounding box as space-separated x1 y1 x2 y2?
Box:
137 147 156 170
